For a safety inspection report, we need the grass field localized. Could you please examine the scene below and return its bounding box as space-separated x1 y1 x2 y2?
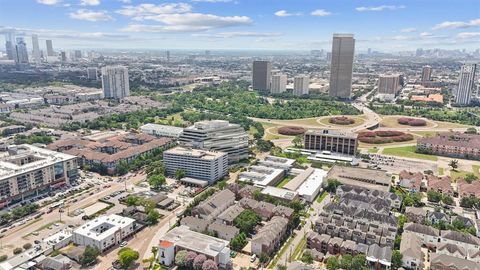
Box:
368 147 379 153
380 116 435 128
382 145 438 161
276 176 293 188
434 121 472 129
316 191 328 203
438 167 445 176
450 166 480 180
411 131 440 138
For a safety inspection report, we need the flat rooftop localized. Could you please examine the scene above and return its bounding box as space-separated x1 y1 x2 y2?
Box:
305 129 358 138
161 225 229 257
164 147 227 160
327 165 390 192
297 169 328 197
238 165 284 187
73 214 135 241
261 186 298 201
0 144 77 181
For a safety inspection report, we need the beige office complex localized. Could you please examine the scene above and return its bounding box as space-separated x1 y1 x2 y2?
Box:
329 33 355 99
378 74 402 95
0 145 79 208
304 130 358 155
294 75 310 95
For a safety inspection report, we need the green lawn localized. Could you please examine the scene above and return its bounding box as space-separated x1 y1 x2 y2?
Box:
315 191 328 203
450 166 480 180
368 147 379 153
268 233 296 269
276 176 293 188
290 236 307 262
382 146 438 161
438 167 445 176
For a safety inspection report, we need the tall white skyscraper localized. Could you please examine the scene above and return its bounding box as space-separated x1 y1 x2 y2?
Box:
101 66 130 99
293 75 310 96
455 64 476 105
46 40 54 56
14 37 29 67
271 74 287 94
252 60 272 93
31 34 41 63
329 33 355 99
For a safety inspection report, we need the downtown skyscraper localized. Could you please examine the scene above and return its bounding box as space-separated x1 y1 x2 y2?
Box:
329 33 355 99
252 60 271 93
4 33 14 60
455 64 476 105
31 34 41 63
14 37 29 68
45 40 54 56
101 66 130 99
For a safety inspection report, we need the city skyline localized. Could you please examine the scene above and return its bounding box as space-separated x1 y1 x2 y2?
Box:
0 0 479 51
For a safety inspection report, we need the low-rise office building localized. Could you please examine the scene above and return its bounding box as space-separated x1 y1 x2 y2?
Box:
72 214 136 252
304 130 358 155
139 123 184 138
0 144 78 208
327 165 391 193
163 147 228 185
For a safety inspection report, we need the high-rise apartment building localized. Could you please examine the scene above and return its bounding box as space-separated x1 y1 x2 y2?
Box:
60 51 67 62
271 74 287 94
31 34 41 63
4 33 14 60
101 66 130 99
421 65 432 83
252 60 272 93
14 37 29 67
74 50 82 60
455 64 476 105
178 120 249 164
293 75 310 96
329 33 355 99
87 67 98 80
378 74 402 95
166 50 170 62
46 40 54 56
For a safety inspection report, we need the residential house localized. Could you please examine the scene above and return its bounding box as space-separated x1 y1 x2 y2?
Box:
400 232 424 270
399 170 423 192
405 207 428 224
427 175 454 196
403 222 440 246
192 189 235 221
440 230 480 251
180 216 209 232
428 212 450 225
430 253 480 270
251 216 289 255
207 223 239 241
216 204 244 226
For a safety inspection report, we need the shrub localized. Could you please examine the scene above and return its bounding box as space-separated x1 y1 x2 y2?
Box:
358 131 413 144
329 116 355 125
0 255 7 262
22 243 32 250
397 117 427 126
13 248 22 255
277 126 307 136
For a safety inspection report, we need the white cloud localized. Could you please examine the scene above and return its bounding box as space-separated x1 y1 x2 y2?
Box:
456 32 480 39
118 0 131 3
37 0 61 5
420 32 433 37
432 19 480 30
69 9 114 21
116 3 193 17
356 5 405 12
400 28 416 33
274 10 301 17
0 26 129 40
310 9 331 17
191 0 232 2
192 31 281 38
80 0 100 6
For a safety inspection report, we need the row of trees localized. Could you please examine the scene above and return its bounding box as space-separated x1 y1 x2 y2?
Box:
175 250 218 270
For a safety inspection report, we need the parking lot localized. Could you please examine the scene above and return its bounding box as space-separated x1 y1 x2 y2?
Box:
365 154 437 174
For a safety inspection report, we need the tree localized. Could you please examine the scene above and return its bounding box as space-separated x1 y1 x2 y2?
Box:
325 179 342 193
148 174 166 190
326 256 339 270
193 254 207 270
256 139 274 152
340 254 353 269
175 250 188 267
116 160 129 176
146 209 161 224
427 190 442 203
186 251 197 268
391 250 403 270
259 253 270 264
277 265 287 270
175 169 186 180
464 173 478 184
442 195 454 205
202 260 218 270
449 160 459 171
292 135 303 148
80 246 100 267
126 195 141 206
351 254 366 270
234 210 262 235
230 232 248 251
118 247 139 269
301 250 314 264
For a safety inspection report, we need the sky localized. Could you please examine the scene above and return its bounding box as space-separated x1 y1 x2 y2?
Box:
0 0 479 51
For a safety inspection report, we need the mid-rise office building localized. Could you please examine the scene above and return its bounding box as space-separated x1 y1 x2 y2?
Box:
163 147 228 184
329 33 355 99
14 37 29 67
293 75 309 96
101 66 130 99
60 51 67 62
86 67 98 80
421 65 432 84
74 50 82 60
378 74 402 95
179 120 249 163
271 74 287 94
0 145 78 208
72 214 136 252
140 123 184 138
455 64 476 105
46 40 54 56
304 129 358 155
252 60 272 93
31 34 41 63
